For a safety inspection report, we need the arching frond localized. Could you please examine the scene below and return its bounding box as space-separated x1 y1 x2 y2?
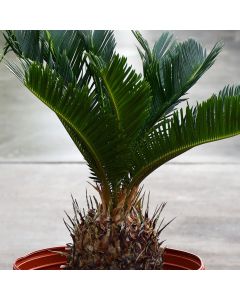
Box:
3 30 45 62
133 31 223 130
130 88 240 187
3 30 116 87
11 62 131 200
88 53 152 139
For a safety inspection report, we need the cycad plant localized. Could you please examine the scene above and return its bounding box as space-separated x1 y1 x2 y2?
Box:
2 30 240 269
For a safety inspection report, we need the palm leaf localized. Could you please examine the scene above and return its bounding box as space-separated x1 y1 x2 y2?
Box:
133 31 223 130
3 30 44 61
4 31 152 192
88 53 152 139
4 30 116 87
130 88 240 187
47 30 116 92
81 30 116 62
19 63 129 197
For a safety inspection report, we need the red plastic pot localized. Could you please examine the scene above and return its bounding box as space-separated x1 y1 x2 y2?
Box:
13 246 205 270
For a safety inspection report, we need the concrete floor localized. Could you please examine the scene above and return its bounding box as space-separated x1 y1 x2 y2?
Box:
0 31 240 269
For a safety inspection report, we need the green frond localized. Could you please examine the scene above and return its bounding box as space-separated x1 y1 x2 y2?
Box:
19 62 131 195
130 88 240 187
4 30 116 87
88 53 152 139
218 84 240 97
24 63 107 180
47 30 117 102
132 31 175 62
3 30 44 62
133 31 223 130
152 32 176 59
81 30 116 62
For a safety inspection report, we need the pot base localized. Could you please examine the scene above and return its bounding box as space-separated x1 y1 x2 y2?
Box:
13 246 205 270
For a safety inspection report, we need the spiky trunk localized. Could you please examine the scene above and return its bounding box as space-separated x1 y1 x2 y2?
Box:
62 188 168 270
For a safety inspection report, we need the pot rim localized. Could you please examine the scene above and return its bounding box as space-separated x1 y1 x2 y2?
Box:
13 246 205 270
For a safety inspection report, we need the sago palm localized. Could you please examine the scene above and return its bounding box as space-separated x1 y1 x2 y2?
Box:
2 30 240 269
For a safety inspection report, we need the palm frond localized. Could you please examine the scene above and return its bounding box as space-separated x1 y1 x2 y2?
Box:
133 31 223 130
130 88 240 187
4 30 116 87
4 31 153 193
88 53 152 139
47 31 117 105
218 84 240 97
3 30 44 61
17 63 131 196
81 30 116 62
